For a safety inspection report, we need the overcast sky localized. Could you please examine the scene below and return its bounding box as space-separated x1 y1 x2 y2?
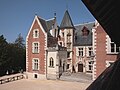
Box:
0 0 95 43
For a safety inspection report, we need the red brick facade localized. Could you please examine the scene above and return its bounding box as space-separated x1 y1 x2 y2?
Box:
26 17 46 74
94 24 117 78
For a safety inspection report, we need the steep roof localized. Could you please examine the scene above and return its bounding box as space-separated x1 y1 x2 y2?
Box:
46 18 55 31
60 10 74 29
74 22 95 46
37 16 48 32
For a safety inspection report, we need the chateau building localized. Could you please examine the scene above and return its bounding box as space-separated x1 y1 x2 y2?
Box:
26 10 119 80
92 21 120 80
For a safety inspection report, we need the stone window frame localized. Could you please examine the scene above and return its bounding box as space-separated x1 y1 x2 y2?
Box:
49 57 54 68
78 47 83 57
106 35 120 54
32 42 40 54
33 29 39 38
32 58 40 71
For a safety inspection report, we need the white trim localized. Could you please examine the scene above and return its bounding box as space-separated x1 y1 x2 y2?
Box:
44 33 47 75
26 15 46 40
46 18 54 21
106 35 111 53
92 27 97 80
106 35 120 54
26 15 37 40
106 60 114 67
36 16 46 35
26 39 28 71
94 20 99 28
74 21 95 26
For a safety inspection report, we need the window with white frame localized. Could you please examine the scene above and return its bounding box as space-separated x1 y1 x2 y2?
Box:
106 35 120 54
88 61 93 71
110 42 120 53
32 58 39 70
49 57 54 67
32 42 39 53
78 48 83 56
33 29 39 38
88 47 93 56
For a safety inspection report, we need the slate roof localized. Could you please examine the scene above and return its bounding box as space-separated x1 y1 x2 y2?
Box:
37 16 48 32
60 10 74 29
46 18 55 31
74 22 95 46
37 16 58 47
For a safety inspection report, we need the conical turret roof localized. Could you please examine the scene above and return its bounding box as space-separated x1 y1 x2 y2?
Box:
60 10 74 29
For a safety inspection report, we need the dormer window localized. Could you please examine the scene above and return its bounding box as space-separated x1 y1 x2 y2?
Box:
33 29 39 38
82 26 89 36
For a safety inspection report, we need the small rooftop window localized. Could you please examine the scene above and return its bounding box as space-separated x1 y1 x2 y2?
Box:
82 26 90 36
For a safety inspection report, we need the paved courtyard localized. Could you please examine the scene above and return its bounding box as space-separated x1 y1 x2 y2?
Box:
0 79 91 90
0 73 93 90
60 72 93 83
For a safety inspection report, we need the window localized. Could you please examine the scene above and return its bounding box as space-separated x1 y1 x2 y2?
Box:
88 61 92 71
33 29 39 38
78 48 83 56
32 42 39 53
32 58 39 70
110 42 120 53
49 57 54 67
60 42 62 46
62 32 64 37
67 64 69 69
67 52 70 58
34 74 38 78
106 35 120 54
82 26 89 36
67 35 71 41
88 47 93 56
67 43 71 49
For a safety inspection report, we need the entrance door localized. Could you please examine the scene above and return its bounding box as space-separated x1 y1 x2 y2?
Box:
78 64 83 72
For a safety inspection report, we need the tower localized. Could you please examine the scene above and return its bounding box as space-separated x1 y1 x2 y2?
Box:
58 10 75 72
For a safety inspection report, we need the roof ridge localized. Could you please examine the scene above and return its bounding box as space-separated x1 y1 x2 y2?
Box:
74 21 95 26
46 18 55 21
37 16 46 21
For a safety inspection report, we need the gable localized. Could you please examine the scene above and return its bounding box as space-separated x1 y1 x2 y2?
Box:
26 16 47 41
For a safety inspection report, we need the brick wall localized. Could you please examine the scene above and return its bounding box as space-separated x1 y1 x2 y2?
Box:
27 19 46 74
94 24 117 78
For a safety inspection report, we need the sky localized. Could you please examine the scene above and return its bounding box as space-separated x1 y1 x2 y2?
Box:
0 0 95 43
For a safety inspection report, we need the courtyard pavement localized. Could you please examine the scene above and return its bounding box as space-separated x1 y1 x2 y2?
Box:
0 73 92 90
0 79 91 90
60 72 93 83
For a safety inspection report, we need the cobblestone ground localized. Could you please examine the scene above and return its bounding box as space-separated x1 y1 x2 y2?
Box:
0 79 91 90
